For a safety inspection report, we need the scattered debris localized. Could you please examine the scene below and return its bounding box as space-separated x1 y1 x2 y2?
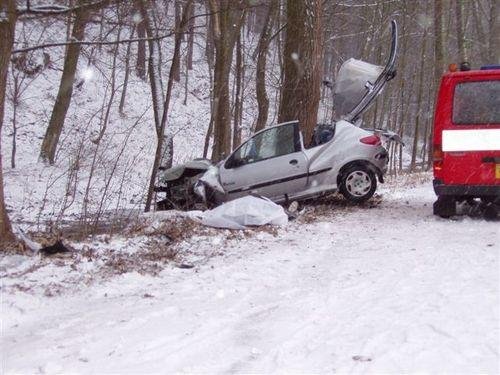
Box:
177 263 195 269
352 355 372 362
39 240 71 256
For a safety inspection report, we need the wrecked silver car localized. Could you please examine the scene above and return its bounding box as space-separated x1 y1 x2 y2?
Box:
155 21 401 211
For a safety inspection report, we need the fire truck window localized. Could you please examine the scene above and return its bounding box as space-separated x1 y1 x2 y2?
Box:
453 81 500 125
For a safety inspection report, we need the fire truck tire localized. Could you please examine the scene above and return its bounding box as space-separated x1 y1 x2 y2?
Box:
433 196 456 218
483 203 498 221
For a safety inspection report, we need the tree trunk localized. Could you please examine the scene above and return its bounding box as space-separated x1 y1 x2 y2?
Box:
203 8 215 158
136 16 147 80
278 0 323 144
142 0 193 211
119 25 136 115
0 0 17 245
411 11 429 171
186 4 195 70
490 0 500 63
232 33 244 149
428 0 446 170
208 0 246 162
172 0 183 82
455 0 468 63
471 1 489 62
39 1 89 164
254 0 278 132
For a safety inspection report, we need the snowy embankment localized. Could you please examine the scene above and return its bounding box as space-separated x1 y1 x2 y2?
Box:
1 174 499 373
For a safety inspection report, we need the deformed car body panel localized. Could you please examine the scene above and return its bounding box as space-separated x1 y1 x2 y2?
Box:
159 159 212 184
342 19 398 123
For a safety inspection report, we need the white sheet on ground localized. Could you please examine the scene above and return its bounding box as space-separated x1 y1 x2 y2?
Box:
192 196 288 230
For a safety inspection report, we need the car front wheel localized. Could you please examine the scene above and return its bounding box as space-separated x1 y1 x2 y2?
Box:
339 165 377 203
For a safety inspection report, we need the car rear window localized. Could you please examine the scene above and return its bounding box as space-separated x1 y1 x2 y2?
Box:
452 80 500 125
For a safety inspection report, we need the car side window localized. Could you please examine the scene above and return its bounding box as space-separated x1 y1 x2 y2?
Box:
453 80 500 125
232 123 299 166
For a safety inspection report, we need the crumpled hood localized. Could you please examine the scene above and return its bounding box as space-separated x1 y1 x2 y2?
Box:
159 159 212 183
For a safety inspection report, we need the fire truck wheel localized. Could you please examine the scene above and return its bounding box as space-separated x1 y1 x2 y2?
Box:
483 203 498 221
433 196 456 218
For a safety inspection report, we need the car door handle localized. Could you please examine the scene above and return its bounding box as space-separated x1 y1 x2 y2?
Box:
289 159 298 165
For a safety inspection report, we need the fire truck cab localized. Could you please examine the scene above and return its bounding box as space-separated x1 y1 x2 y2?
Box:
433 64 500 219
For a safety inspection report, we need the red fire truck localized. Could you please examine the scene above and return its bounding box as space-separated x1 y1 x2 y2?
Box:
433 64 500 219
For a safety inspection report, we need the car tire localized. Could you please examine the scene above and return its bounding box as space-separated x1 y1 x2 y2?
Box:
339 164 377 203
433 196 456 218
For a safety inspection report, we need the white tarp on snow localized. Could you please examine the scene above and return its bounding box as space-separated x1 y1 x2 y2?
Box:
191 196 288 230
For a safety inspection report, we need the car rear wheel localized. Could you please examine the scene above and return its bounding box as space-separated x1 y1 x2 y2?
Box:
339 165 377 203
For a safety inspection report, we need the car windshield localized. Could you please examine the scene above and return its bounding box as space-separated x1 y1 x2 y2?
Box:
453 80 500 125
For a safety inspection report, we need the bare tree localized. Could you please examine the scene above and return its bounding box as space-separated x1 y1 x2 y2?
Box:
140 0 194 211
208 0 247 161
427 0 446 170
232 32 244 148
490 0 500 63
0 0 17 245
136 8 147 80
411 11 429 172
278 0 323 144
455 0 468 63
39 0 90 164
254 0 278 132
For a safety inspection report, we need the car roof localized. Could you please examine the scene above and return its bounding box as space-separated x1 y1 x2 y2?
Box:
252 120 299 136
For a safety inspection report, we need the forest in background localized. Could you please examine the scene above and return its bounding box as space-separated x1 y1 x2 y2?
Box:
0 0 499 245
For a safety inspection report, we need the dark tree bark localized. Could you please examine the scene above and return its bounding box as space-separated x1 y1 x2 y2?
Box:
186 3 195 70
208 0 246 161
455 0 468 63
171 0 182 82
411 2 430 172
136 16 147 80
203 8 215 158
254 0 278 132
39 1 90 164
428 0 446 170
119 25 136 114
278 0 323 144
0 0 17 245
490 0 500 63
232 33 244 148
434 0 446 83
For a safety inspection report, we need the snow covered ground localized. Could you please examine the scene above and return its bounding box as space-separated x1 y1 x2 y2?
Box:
1 174 499 373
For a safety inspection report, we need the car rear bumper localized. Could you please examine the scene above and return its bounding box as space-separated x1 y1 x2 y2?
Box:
433 179 500 196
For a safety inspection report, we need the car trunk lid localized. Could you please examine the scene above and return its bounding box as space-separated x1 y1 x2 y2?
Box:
333 20 398 123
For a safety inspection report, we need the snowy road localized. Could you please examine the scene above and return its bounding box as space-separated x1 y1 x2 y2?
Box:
2 178 499 373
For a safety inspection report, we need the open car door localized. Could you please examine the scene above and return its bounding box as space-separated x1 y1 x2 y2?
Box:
219 122 308 201
333 20 398 123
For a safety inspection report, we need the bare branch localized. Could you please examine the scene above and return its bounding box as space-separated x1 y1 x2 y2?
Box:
12 33 175 54
17 0 111 16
